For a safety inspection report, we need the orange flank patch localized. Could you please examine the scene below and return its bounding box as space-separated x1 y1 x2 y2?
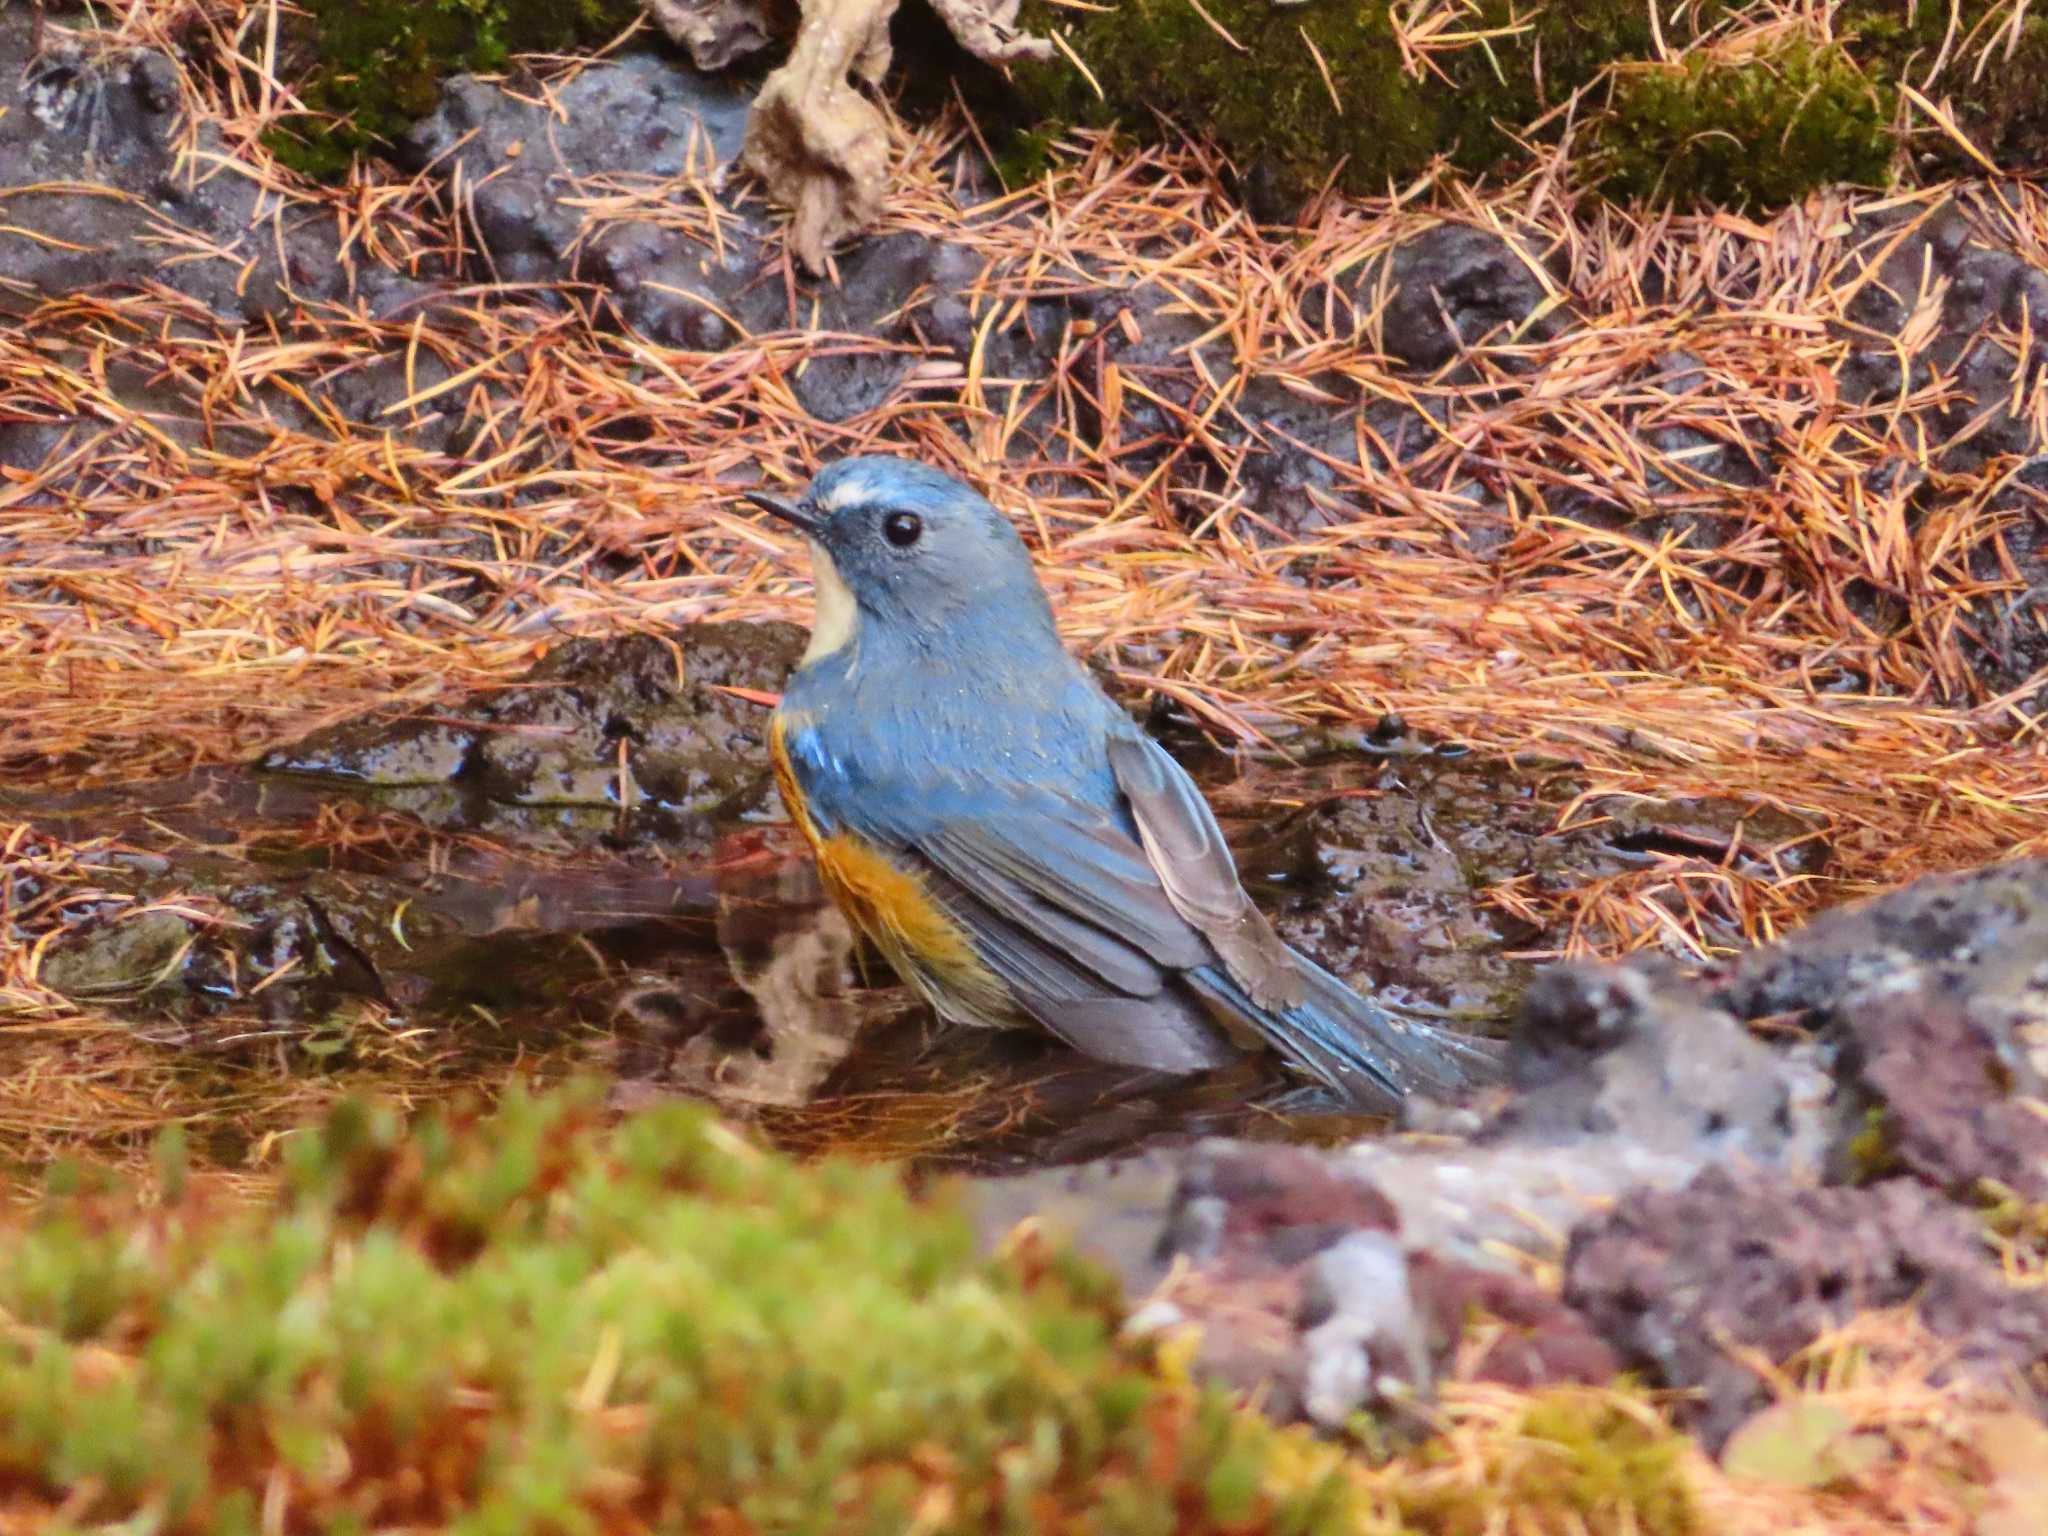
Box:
770 716 1015 1023
814 834 1011 1008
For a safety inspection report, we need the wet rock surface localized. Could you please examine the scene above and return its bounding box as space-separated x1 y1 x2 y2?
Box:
1308 224 1569 372
401 55 762 343
259 622 806 850
22 624 812 1094
1233 745 1828 1023
970 855 2048 1429
400 54 940 417
1836 203 2048 474
0 11 348 323
1564 1169 2048 1447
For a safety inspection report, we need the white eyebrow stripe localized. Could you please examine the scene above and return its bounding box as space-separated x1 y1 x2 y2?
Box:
814 470 876 512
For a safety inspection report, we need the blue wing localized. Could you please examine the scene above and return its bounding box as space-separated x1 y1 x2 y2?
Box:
784 718 1497 1104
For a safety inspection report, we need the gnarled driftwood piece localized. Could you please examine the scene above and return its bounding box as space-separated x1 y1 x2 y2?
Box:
734 0 1054 271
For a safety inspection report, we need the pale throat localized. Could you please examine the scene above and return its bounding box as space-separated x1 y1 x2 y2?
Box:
802 540 859 663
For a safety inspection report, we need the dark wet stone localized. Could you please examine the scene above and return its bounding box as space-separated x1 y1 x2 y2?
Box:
1198 380 1460 539
1963 462 2048 700
1307 224 1568 372
496 623 803 810
0 13 348 322
914 241 999 359
0 352 274 519
264 718 477 787
265 621 807 839
1636 352 1771 498
0 417 87 496
1564 1168 2048 1447
36 908 196 1000
1242 756 1579 1021
403 55 766 339
1241 755 1824 1025
1530 208 2048 695
1835 203 2048 474
323 351 465 452
784 232 936 421
1839 204 1971 335
403 57 753 259
983 269 1221 469
401 55 948 416
584 220 742 351
355 267 465 325
1536 347 1776 582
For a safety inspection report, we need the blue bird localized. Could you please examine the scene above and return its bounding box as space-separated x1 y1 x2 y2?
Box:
745 457 1498 1110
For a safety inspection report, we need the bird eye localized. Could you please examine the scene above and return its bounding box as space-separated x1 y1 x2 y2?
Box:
882 511 923 548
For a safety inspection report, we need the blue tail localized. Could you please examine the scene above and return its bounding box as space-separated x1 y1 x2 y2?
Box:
1187 955 1503 1112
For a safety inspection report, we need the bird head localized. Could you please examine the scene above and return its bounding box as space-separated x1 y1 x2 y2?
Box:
747 456 1058 663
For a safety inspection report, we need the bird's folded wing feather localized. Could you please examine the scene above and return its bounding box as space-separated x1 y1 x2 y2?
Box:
797 726 1493 1099
919 810 1210 976
1104 732 1306 1010
821 778 1243 1067
833 735 1301 1014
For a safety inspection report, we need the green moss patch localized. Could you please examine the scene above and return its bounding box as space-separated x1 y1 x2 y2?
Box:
1597 43 1891 208
1396 1391 1698 1535
1003 0 2048 212
0 1086 1368 1531
265 0 642 177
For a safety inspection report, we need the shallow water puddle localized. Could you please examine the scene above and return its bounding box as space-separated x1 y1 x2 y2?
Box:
5 764 1357 1177
6 729 1824 1181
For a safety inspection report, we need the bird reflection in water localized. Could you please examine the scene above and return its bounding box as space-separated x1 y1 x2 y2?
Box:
609 831 870 1109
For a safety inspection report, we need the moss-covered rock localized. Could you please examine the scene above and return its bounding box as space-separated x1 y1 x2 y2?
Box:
1596 43 1891 207
1002 0 2048 213
266 0 643 177
34 908 196 1001
0 1085 1370 1531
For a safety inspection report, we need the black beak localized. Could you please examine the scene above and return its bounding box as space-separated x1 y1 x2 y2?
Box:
745 490 822 538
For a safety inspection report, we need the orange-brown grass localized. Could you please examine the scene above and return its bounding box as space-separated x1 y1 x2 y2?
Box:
6 11 2041 990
